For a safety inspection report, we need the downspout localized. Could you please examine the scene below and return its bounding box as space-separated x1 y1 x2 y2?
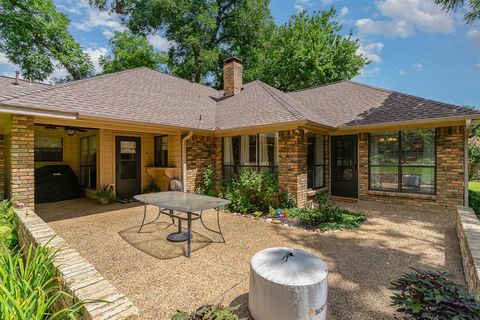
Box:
181 131 194 192
465 119 472 207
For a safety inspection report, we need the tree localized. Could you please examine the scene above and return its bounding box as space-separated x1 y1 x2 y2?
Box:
0 0 94 81
434 0 480 23
89 0 275 86
99 31 166 74
249 9 368 92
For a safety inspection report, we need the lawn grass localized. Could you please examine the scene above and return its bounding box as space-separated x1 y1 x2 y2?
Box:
469 181 480 192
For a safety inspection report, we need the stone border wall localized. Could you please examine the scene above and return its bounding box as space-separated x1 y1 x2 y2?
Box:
456 206 480 299
15 208 139 319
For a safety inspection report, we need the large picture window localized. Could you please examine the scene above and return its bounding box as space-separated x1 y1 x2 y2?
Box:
369 129 435 195
223 133 278 181
154 135 168 167
34 136 63 162
307 134 325 189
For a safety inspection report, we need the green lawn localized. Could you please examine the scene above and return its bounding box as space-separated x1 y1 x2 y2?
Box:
469 181 480 192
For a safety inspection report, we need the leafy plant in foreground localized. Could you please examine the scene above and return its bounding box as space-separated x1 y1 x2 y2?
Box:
196 163 217 197
0 200 18 249
469 190 480 217
391 268 480 320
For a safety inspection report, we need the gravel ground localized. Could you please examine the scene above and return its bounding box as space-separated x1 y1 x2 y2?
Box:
36 198 463 320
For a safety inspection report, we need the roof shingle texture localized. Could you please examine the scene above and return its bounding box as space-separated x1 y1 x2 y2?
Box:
1 68 478 130
0 76 50 102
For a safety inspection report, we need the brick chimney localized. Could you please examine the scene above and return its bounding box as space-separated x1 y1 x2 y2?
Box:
223 57 243 97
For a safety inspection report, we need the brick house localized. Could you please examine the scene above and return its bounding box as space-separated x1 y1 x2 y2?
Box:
0 58 479 211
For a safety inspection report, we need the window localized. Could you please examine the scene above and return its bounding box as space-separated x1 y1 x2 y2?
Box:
154 135 168 167
307 134 325 189
369 129 435 194
80 135 97 189
223 133 278 181
34 136 63 162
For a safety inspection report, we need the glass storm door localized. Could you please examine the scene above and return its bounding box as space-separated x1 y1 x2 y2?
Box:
116 136 141 199
331 135 358 198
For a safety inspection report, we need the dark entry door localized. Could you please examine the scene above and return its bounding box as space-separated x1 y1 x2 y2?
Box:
116 136 141 199
331 135 358 198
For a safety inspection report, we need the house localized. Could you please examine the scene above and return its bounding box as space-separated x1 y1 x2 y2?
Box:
0 58 478 211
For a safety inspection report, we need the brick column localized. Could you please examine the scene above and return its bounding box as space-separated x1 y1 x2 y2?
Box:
9 115 35 209
0 135 4 199
278 130 308 207
185 135 221 193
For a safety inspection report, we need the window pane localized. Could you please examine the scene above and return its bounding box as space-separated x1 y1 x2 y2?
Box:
369 132 399 165
307 134 325 189
314 165 324 188
240 135 257 165
35 136 62 149
155 136 168 167
402 167 435 194
370 166 398 191
401 129 435 166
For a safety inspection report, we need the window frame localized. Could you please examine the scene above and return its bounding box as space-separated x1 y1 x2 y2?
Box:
307 134 326 190
368 129 437 195
80 135 97 189
222 133 278 181
34 136 63 162
154 135 169 167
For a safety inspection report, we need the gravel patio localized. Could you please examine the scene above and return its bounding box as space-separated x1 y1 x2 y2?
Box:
36 198 463 320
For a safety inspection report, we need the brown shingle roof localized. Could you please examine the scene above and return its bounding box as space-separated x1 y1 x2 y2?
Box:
0 76 50 102
289 81 480 127
1 68 478 131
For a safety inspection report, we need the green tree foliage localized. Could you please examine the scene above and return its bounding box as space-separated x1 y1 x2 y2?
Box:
249 9 368 92
89 0 275 85
0 0 94 81
99 31 167 74
434 0 480 23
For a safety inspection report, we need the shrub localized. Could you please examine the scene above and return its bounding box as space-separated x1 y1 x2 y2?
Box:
172 304 245 320
391 268 480 320
469 190 480 216
196 163 217 197
0 200 18 249
224 169 295 214
288 193 366 231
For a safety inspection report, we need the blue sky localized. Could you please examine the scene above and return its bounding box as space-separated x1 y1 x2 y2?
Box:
0 0 479 107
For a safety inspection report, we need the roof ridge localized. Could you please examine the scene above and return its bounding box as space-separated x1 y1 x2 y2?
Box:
256 81 306 120
0 75 51 86
289 79 347 94
148 68 221 94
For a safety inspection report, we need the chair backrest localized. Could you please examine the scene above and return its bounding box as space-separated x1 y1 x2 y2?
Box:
168 178 183 191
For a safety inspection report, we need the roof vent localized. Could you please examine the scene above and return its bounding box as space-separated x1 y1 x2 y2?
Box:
13 71 20 85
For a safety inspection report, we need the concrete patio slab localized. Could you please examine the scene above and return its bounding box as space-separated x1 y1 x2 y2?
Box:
36 198 463 320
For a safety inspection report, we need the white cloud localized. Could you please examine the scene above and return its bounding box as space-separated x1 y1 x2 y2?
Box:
468 29 480 48
356 41 384 63
147 34 171 52
412 63 423 71
399 70 407 75
72 8 126 33
294 0 312 12
359 66 381 77
475 64 480 73
0 52 11 65
84 47 108 73
339 6 349 18
356 0 455 38
102 30 115 39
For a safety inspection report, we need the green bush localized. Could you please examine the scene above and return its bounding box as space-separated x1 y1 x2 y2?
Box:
288 193 366 231
224 169 295 214
0 200 18 249
391 268 480 319
172 304 245 320
469 190 480 216
196 163 217 197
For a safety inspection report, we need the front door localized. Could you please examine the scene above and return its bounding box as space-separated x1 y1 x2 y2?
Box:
331 135 358 198
116 136 141 199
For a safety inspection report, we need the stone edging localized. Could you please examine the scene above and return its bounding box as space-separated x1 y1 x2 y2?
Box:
456 206 480 300
15 208 139 319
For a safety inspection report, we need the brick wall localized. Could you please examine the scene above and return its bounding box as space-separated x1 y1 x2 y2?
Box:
358 126 465 210
0 135 4 199
9 115 35 209
15 207 139 319
278 130 308 207
185 135 222 193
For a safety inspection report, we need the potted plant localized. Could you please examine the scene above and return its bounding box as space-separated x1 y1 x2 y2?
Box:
95 185 114 205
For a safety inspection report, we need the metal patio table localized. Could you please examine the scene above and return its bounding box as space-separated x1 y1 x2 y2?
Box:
133 191 231 257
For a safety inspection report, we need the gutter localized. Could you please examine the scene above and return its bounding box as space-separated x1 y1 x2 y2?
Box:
181 131 194 192
0 104 78 120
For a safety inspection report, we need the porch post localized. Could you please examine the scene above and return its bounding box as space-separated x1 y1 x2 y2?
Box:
278 129 308 208
9 115 35 209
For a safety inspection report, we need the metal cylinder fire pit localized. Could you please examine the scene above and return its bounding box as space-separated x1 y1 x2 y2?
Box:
249 247 328 320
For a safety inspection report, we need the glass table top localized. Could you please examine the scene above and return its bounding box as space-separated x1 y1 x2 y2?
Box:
134 191 231 212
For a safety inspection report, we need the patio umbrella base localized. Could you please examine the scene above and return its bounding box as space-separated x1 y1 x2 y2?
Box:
167 232 191 242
